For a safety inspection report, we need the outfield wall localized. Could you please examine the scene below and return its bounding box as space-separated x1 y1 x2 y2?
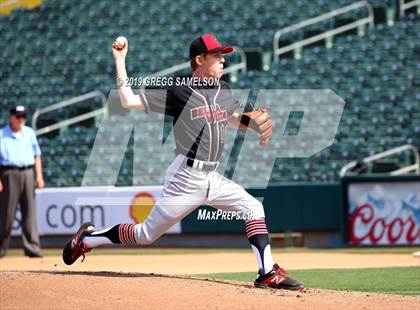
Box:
11 184 340 237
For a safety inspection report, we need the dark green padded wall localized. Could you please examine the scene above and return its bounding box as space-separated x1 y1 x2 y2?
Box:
181 183 341 233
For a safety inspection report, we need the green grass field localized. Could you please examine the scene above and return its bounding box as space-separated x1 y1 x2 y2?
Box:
6 247 420 257
197 267 420 296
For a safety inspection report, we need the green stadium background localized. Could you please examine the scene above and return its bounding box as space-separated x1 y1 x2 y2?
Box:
1 0 419 247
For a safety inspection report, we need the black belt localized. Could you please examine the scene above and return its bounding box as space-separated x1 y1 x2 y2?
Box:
186 158 218 171
0 165 34 170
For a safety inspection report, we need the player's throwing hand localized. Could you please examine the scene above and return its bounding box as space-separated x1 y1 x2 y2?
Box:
112 36 128 60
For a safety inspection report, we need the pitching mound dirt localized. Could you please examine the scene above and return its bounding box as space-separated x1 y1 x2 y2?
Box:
1 271 418 310
1 251 419 309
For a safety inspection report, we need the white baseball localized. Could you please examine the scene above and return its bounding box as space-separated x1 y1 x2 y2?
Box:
115 36 127 48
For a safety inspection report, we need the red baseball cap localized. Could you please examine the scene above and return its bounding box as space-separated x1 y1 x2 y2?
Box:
189 34 233 59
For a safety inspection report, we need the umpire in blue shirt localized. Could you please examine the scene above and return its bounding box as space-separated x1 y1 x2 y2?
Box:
0 106 44 257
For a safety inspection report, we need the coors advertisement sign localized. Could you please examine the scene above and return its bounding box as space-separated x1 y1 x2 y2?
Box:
348 181 420 246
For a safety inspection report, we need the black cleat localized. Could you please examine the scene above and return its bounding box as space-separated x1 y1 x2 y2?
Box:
254 263 304 291
62 222 95 265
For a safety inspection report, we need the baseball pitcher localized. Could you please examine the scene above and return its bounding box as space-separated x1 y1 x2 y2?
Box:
63 34 303 291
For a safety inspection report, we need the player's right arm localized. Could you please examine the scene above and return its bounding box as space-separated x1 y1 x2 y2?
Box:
112 37 145 110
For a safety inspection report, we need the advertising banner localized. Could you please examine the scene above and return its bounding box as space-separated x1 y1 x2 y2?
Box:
12 186 181 236
347 180 419 246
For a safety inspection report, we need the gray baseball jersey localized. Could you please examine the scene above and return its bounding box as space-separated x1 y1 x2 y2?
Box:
141 80 243 162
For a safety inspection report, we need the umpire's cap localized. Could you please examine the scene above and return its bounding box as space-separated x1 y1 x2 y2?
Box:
10 105 26 117
189 34 233 59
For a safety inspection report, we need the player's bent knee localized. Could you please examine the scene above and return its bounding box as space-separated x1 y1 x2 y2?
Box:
247 198 265 220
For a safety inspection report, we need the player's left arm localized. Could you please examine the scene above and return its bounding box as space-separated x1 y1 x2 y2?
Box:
222 80 272 144
227 110 273 145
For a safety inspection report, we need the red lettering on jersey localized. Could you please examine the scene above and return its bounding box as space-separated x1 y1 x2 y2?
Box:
191 104 227 123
